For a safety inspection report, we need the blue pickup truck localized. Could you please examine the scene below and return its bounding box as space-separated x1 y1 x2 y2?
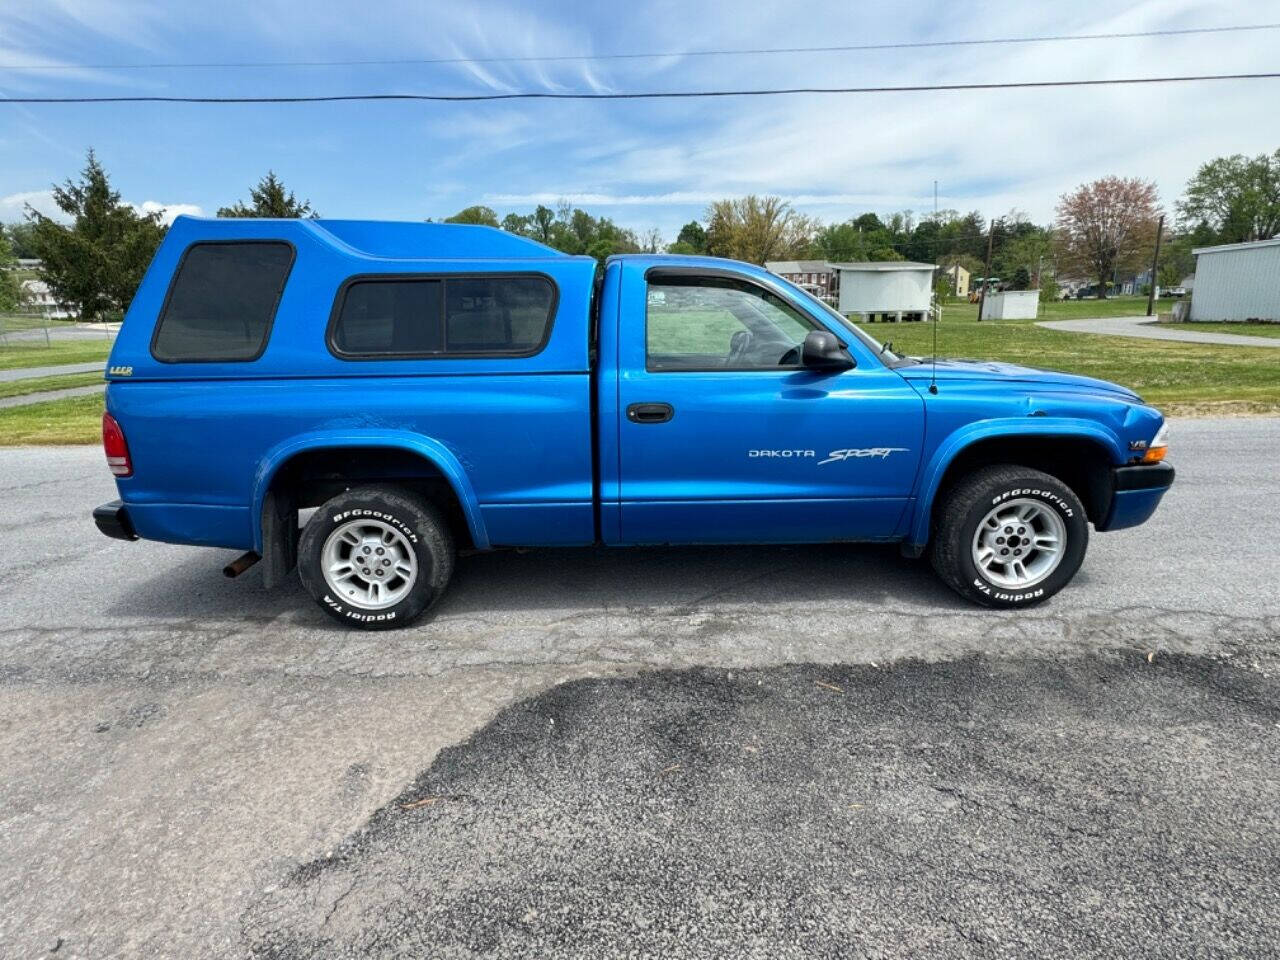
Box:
93 217 1173 628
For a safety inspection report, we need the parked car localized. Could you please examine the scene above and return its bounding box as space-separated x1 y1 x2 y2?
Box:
94 217 1174 628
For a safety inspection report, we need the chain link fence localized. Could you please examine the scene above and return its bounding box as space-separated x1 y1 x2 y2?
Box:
0 308 117 349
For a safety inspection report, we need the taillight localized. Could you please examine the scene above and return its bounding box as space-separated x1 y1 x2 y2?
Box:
102 412 132 477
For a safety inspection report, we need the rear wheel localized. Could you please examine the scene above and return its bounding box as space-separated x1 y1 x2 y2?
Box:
930 465 1087 608
298 485 454 629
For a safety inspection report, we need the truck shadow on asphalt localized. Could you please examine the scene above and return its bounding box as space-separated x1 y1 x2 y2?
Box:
106 542 973 624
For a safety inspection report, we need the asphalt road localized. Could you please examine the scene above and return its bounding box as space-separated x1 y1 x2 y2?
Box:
1 418 1278 957
1038 316 1280 347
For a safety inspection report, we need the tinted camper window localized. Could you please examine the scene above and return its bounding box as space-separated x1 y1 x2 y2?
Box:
330 275 556 358
152 242 293 362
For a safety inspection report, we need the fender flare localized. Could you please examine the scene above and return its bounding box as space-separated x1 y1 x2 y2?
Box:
250 429 490 552
905 418 1124 548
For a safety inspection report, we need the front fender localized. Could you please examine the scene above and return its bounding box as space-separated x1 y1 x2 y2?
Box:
905 417 1125 548
250 429 490 552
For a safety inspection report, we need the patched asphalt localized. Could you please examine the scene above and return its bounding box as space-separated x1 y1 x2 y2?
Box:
243 654 1280 959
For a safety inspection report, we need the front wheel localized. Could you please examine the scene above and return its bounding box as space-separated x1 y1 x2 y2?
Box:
297 485 455 629
930 465 1088 608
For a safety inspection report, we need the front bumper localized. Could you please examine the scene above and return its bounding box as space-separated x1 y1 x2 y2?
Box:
1097 462 1175 532
93 500 138 541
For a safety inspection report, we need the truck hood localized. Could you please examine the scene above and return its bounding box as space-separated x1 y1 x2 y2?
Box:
898 358 1140 401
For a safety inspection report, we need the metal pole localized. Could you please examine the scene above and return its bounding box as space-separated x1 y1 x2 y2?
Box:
977 220 994 322
1146 215 1164 316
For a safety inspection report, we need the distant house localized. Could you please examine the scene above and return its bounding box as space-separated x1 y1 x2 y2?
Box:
764 260 837 302
19 279 75 319
1188 238 1280 323
938 263 970 298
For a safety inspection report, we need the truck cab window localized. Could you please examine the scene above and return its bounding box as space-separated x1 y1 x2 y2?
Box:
646 276 816 371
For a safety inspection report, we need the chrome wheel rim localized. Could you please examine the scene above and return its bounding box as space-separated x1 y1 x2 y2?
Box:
321 519 418 610
971 498 1066 590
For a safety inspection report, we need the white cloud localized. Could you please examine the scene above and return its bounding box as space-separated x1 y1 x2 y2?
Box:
0 190 59 220
1 192 202 226
485 191 928 208
132 201 204 224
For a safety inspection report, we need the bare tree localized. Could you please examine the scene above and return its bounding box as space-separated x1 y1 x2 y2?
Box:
1055 177 1160 298
640 227 664 253
704 196 815 264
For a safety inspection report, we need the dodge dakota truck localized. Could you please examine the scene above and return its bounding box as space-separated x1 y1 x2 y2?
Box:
93 217 1174 628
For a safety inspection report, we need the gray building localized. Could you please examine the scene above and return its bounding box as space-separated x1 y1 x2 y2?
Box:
1189 238 1280 323
763 260 837 302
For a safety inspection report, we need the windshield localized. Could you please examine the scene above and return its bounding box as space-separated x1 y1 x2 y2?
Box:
770 274 905 363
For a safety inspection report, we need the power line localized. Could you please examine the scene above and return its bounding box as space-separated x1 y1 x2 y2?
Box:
2 22 1276 72
3 71 1277 104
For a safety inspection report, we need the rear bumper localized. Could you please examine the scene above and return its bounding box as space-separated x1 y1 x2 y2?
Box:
1097 462 1175 532
93 500 138 541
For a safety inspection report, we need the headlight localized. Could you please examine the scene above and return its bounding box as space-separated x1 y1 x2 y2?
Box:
1142 422 1169 463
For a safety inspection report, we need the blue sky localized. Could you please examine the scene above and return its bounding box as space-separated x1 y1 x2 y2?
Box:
1 0 1277 242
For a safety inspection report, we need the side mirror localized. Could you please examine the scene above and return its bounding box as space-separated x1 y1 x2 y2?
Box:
801 330 854 371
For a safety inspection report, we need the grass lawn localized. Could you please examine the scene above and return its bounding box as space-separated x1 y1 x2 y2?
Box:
0 339 112 371
0 392 103 445
1159 321 1280 339
876 317 1280 415
935 295 1178 323
0 371 104 400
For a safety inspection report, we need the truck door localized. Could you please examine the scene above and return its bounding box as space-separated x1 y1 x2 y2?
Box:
614 264 925 544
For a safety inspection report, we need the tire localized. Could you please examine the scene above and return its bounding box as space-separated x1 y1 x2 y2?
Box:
930 464 1088 608
297 485 455 630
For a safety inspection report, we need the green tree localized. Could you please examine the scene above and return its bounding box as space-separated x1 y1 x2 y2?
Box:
905 217 941 262
1177 149 1280 243
528 205 556 244
814 221 869 262
444 205 500 227
4 221 39 259
996 229 1053 286
673 220 707 253
501 212 532 235
704 196 816 264
0 229 21 310
1158 227 1208 288
218 171 317 218
25 149 166 320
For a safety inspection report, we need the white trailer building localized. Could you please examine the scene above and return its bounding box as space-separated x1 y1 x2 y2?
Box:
832 261 935 321
980 289 1040 320
1189 238 1280 323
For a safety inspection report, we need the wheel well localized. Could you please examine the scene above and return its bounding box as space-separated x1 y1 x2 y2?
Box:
265 446 475 551
931 436 1113 528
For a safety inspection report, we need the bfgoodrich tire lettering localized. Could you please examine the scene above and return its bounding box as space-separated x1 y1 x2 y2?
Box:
930 465 1088 609
297 485 455 630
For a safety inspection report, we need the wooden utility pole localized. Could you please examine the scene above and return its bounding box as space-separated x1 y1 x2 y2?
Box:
1146 215 1165 316
977 220 995 321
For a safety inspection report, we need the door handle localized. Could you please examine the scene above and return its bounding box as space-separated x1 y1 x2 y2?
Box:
626 402 674 424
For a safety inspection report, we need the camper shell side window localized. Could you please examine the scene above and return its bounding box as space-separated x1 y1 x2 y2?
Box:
150 240 295 363
326 273 558 360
